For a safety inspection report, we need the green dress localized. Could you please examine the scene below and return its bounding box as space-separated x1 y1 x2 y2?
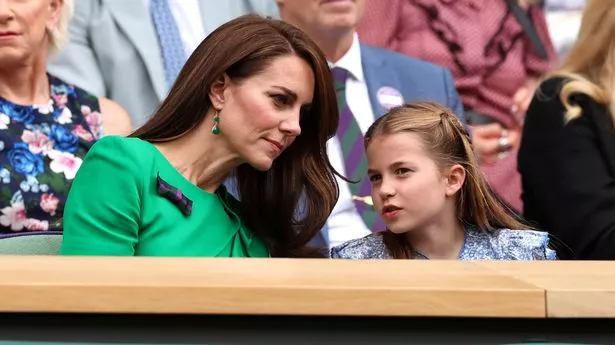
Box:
60 136 269 257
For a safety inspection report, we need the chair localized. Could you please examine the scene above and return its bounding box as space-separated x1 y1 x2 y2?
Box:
0 232 62 255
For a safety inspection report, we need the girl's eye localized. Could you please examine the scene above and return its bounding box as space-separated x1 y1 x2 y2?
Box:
395 168 411 176
369 174 381 183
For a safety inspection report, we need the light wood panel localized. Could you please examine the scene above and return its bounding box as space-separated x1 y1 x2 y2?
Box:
477 261 615 318
0 257 544 317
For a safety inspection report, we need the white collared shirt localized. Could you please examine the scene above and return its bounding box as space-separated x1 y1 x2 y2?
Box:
326 33 375 248
143 0 205 57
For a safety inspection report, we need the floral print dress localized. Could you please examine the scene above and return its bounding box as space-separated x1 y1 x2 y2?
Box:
0 75 103 233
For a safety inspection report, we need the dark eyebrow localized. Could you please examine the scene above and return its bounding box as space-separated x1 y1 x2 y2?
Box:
272 86 298 102
272 86 313 108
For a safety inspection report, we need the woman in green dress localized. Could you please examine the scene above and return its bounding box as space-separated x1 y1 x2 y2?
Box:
60 15 340 258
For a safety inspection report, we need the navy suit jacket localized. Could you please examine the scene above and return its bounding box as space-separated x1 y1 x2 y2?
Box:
360 44 464 121
314 44 465 248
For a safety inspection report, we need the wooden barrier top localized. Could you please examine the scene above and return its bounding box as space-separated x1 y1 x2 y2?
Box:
0 257 613 318
478 261 615 318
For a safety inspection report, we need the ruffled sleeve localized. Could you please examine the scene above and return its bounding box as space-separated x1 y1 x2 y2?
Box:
330 234 391 259
492 229 557 260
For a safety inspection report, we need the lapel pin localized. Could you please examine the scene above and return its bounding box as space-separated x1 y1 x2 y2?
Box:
377 86 404 110
157 173 193 216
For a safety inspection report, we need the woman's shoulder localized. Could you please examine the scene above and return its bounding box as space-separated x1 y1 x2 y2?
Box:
330 233 391 259
48 74 96 101
536 76 602 107
89 136 155 164
536 76 568 96
488 228 557 260
91 135 142 149
48 75 100 115
526 76 605 135
48 74 133 136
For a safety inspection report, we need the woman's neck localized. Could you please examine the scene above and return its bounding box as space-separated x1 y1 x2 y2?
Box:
405 208 466 260
154 118 243 193
0 55 50 105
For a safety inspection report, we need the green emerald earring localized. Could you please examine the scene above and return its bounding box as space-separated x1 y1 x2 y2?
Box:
212 111 220 135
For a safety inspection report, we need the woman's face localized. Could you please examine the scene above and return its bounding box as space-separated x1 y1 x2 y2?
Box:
0 0 62 66
213 54 315 171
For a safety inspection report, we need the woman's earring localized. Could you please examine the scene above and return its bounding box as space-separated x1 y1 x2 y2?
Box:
212 110 220 135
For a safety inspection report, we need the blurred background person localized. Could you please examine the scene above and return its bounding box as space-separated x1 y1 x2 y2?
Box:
276 0 464 248
0 0 130 233
358 0 558 212
519 0 615 259
544 0 586 59
48 0 279 128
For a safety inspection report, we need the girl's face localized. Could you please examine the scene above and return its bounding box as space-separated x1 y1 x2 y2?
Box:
366 132 463 234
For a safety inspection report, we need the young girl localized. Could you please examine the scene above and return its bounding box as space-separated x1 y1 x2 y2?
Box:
331 102 556 260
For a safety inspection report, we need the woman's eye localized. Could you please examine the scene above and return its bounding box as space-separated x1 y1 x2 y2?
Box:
369 174 381 182
272 94 289 106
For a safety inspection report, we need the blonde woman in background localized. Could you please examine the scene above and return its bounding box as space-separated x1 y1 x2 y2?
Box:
519 0 615 259
544 0 586 59
0 0 131 233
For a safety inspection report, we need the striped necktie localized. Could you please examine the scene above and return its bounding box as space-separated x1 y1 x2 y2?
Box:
332 67 385 232
150 0 187 89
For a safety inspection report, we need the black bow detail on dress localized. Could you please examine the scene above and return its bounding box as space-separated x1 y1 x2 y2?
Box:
156 172 193 216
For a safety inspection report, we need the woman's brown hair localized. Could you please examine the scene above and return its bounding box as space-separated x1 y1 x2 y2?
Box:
364 102 528 259
131 15 339 257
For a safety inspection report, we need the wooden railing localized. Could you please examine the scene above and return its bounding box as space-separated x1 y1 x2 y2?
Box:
0 257 613 318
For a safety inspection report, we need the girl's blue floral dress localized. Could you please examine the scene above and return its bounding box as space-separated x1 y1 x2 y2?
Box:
331 226 557 260
0 75 103 233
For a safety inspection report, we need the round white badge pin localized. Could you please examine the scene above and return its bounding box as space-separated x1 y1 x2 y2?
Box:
376 86 404 109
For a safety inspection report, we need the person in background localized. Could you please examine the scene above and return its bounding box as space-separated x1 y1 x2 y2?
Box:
48 0 279 127
519 0 615 259
358 0 558 212
60 15 340 258
277 0 465 249
331 102 555 260
544 0 585 59
0 0 131 233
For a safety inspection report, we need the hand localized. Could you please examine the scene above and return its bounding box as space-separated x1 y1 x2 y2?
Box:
512 78 539 118
470 123 521 164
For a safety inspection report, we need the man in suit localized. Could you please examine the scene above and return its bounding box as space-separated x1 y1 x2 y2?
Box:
48 0 279 127
276 0 465 249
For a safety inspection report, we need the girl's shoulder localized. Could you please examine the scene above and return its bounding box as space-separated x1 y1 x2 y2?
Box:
330 233 392 259
469 227 557 260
